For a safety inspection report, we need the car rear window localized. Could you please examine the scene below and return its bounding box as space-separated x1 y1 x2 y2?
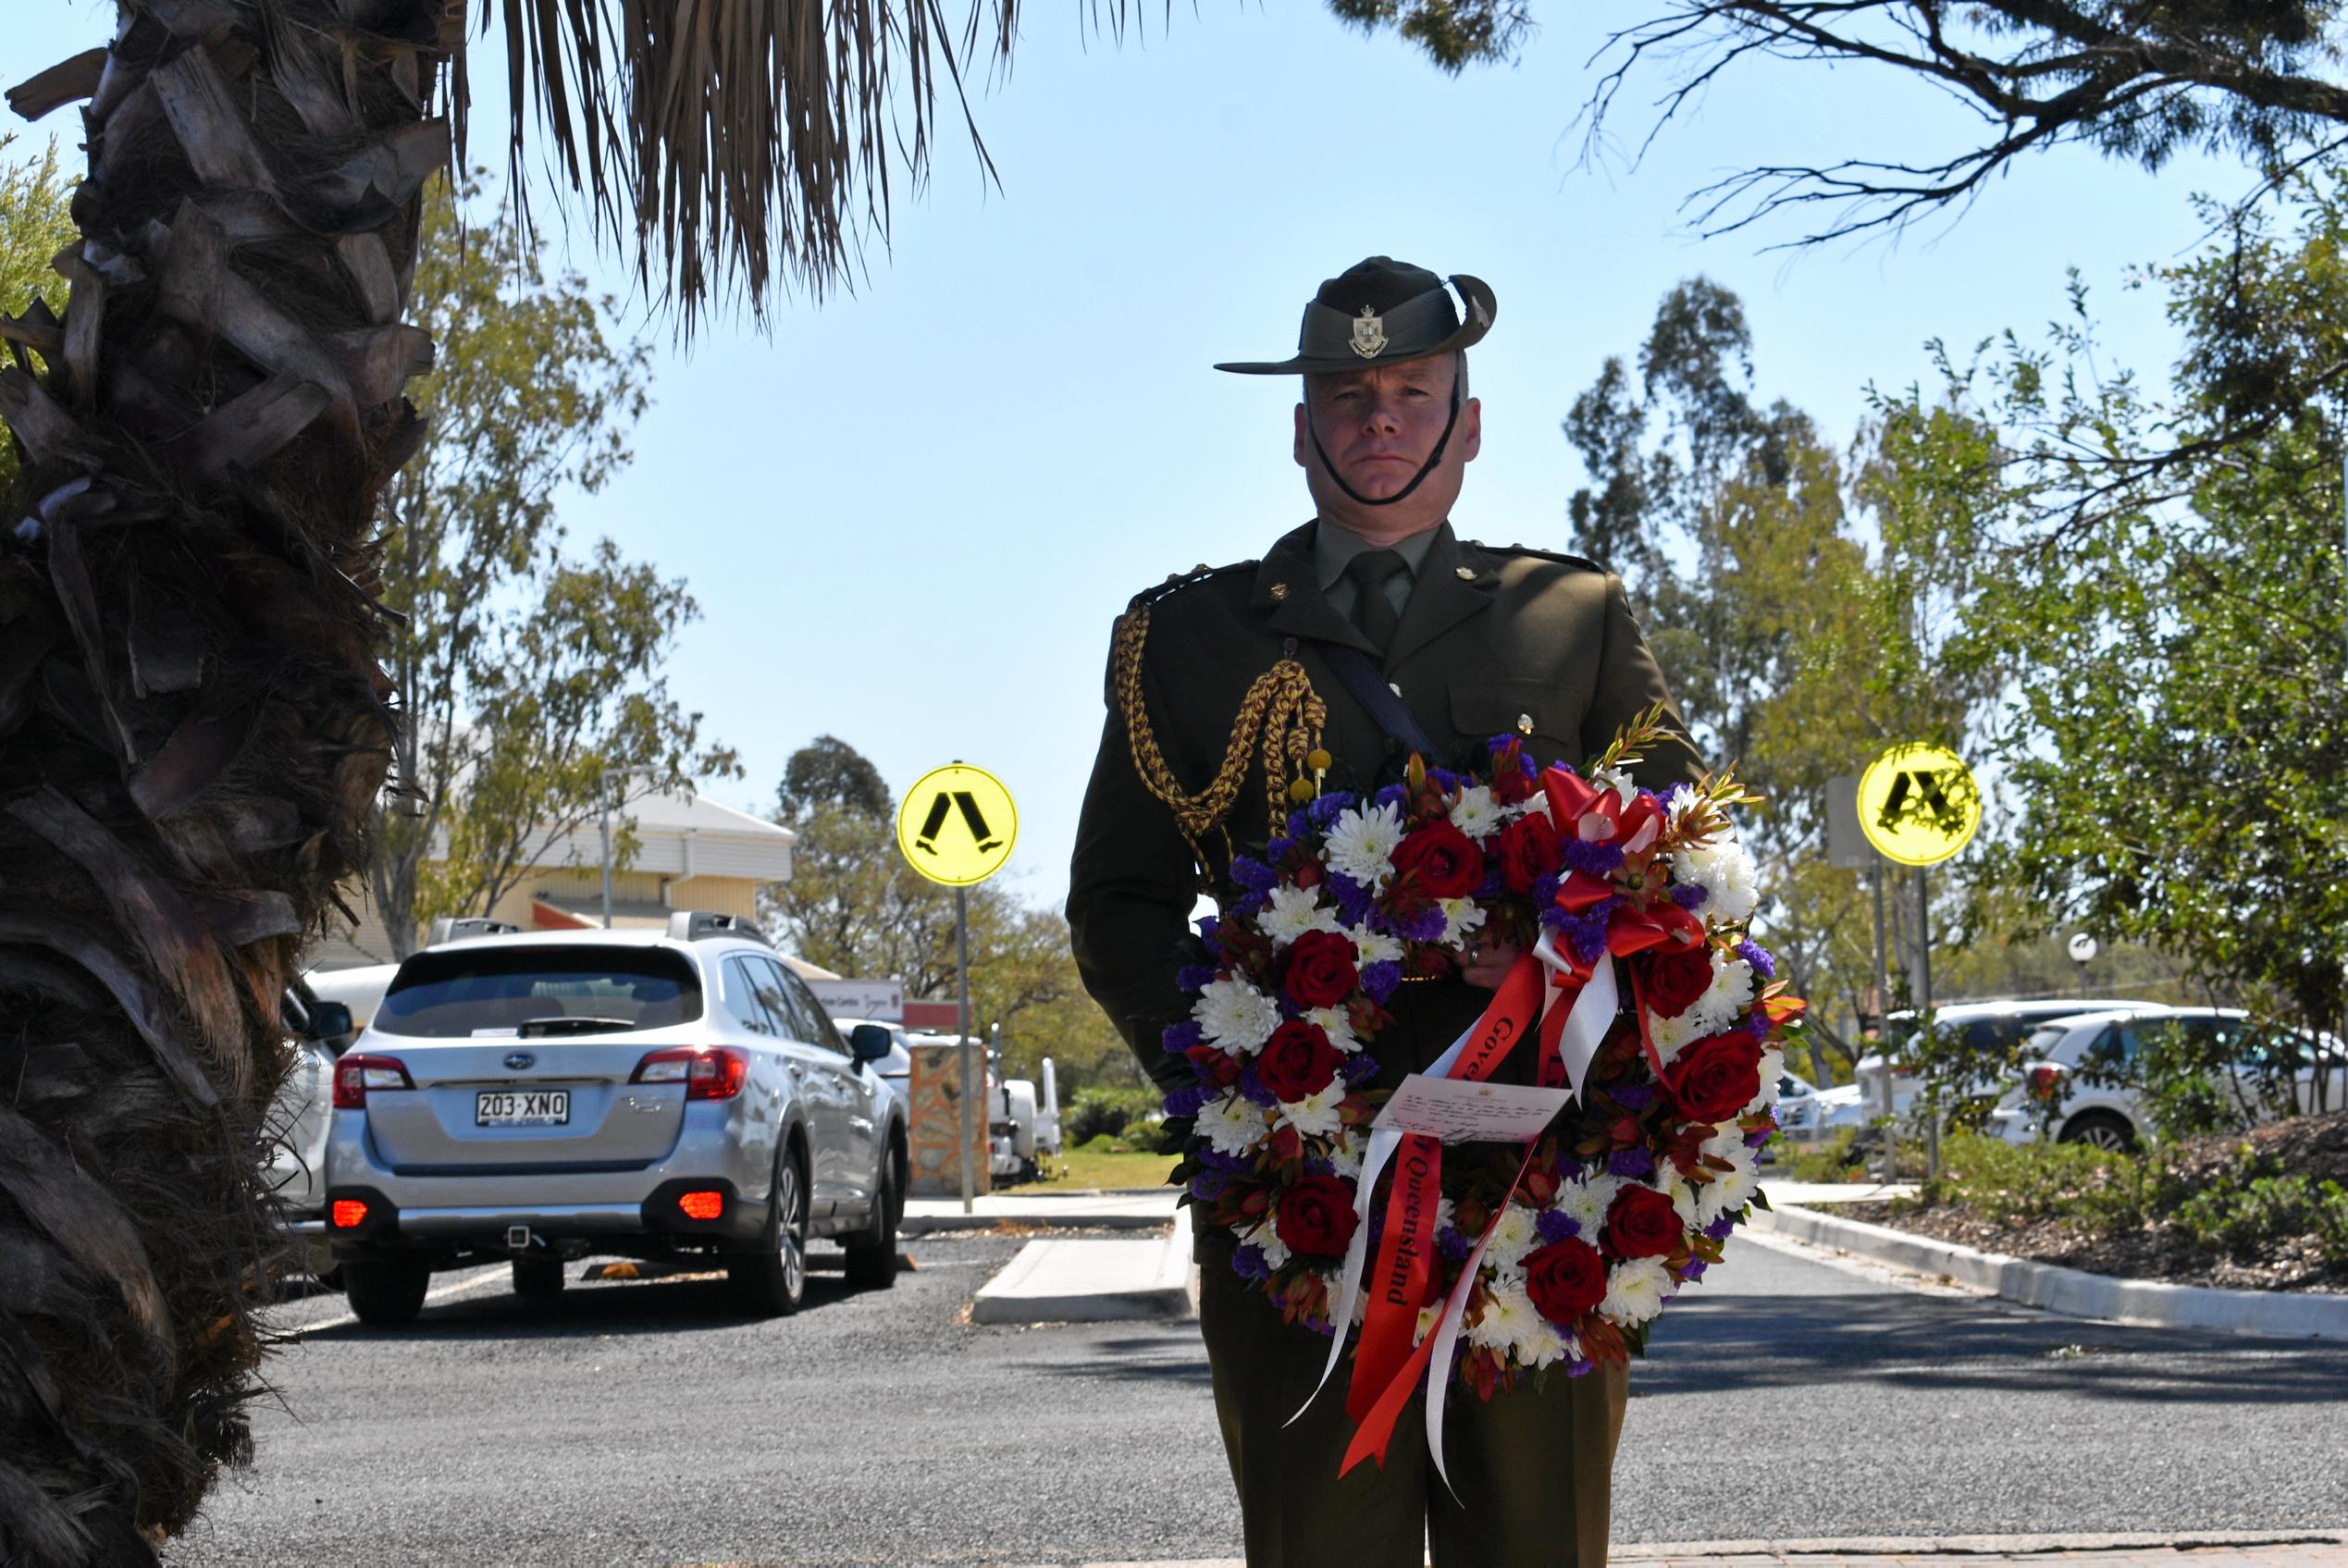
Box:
375 946 702 1037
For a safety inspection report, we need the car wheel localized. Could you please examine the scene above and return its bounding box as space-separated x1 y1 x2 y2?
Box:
2058 1111 2138 1153
845 1142 903 1290
512 1254 566 1300
342 1254 430 1326
728 1148 809 1316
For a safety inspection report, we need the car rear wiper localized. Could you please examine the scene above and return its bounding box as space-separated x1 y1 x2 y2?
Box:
516 1016 636 1037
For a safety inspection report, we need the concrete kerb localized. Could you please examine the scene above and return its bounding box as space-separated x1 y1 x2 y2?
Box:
1753 1202 2348 1341
970 1204 1195 1325
1044 1535 2348 1568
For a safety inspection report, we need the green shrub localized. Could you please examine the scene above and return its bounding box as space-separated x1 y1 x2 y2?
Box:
2175 1172 2348 1265
1920 1132 2158 1229
1065 1086 1163 1146
1786 1129 1866 1183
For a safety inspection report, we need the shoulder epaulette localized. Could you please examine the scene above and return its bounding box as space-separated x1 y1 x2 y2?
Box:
1124 558 1255 611
1464 540 1608 574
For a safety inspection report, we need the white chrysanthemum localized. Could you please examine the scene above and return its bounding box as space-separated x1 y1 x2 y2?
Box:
1448 784 1503 841
1194 977 1281 1056
1305 1006 1364 1055
1663 784 1702 832
1591 767 1637 809
1325 800 1406 894
1262 883 1342 946
1696 1159 1761 1227
1351 929 1403 970
1414 1303 1442 1345
1195 1093 1269 1157
1662 1169 1699 1228
1552 1174 1625 1240
1328 1134 1366 1179
1600 1256 1672 1327
1699 1127 1754 1167
1277 1085 1345 1142
1467 1280 1544 1357
1482 1203 1540 1273
1675 834 1761 925
1439 897 1488 947
1241 1217 1293 1273
1514 1315 1576 1370
1746 1047 1785 1115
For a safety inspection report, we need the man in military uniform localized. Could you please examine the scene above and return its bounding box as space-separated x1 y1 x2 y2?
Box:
1066 257 1703 1568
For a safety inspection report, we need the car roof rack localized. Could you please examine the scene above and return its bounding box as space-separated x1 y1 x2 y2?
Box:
425 916 525 947
666 910 770 945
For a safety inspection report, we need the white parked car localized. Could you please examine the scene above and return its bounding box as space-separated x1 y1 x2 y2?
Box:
1771 1069 1829 1152
1854 999 2169 1121
1983 1007 2348 1151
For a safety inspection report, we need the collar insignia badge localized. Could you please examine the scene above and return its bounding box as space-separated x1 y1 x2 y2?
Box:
1269 581 1290 601
1517 713 1535 735
1351 305 1387 359
1454 566 1476 580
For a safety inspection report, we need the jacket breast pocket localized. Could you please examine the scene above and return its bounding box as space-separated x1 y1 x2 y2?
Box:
1448 678 1583 772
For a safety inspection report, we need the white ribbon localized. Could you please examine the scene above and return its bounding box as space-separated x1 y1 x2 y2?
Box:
1533 931 1620 1105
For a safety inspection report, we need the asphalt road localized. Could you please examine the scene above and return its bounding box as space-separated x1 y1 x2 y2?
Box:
165 1228 2348 1566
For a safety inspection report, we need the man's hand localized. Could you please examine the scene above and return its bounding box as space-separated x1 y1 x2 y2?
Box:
1459 935 1523 989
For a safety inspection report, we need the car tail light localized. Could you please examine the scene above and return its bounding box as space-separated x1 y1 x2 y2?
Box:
631 1046 749 1101
677 1190 725 1221
2027 1065 2062 1101
333 1054 414 1109
330 1199 369 1229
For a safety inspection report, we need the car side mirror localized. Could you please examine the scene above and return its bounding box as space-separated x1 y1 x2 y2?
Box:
848 1024 893 1063
304 1000 354 1046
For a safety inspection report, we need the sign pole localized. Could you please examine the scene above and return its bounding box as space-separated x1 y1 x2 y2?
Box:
957 883 974 1215
1872 858 1894 1181
1918 865 1939 1183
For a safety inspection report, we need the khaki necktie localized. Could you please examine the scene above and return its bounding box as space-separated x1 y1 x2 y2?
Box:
1344 549 1410 656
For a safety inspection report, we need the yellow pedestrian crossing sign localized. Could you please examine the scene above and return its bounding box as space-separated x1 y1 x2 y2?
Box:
896 763 1019 886
1857 743 1981 867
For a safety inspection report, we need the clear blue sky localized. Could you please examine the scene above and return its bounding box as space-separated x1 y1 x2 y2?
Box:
12 3 2243 916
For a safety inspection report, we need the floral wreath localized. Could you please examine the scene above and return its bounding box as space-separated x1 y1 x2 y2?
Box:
1163 711 1802 1472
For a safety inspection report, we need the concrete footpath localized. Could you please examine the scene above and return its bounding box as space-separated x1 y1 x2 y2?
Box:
900 1186 1193 1324
902 1186 1180 1234
1056 1535 2348 1566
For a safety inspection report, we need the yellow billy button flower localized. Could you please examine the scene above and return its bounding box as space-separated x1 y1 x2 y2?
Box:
1306 748 1333 772
1288 779 1316 803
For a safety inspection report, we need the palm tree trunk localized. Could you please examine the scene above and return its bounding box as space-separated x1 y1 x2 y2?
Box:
0 3 453 1560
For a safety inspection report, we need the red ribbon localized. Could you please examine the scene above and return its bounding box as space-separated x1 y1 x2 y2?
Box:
1341 957 1542 1458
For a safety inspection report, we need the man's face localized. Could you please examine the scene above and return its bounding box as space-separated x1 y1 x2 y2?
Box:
1292 354 1480 530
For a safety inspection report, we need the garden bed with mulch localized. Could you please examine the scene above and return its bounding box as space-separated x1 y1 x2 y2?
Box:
1829 1112 2348 1294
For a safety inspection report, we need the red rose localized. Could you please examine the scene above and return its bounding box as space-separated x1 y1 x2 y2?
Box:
1283 930 1360 1009
1496 813 1563 895
1184 1044 1242 1090
1641 946 1716 1020
1257 1020 1342 1103
1274 1173 1359 1258
1524 1237 1608 1324
1600 1184 1682 1260
1663 1031 1764 1125
1389 820 1482 900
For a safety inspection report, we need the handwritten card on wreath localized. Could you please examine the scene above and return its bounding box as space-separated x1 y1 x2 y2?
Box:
1371 1074 1575 1144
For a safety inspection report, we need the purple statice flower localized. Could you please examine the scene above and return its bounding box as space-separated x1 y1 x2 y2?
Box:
1552 902 1613 966
1563 836 1625 877
1196 1146 1252 1174
1680 1258 1709 1281
1195 914 1221 946
1670 883 1710 909
1377 902 1447 943
1163 1086 1210 1118
1288 809 1312 839
1536 1209 1581 1244
1235 1066 1279 1108
1554 1154 1585 1181
1359 959 1403 1005
1161 1019 1205 1055
1608 1080 1657 1109
1374 784 1409 811
1340 1052 1382 1085
1748 1008 1774 1040
1307 790 1357 829
1746 1127 1774 1150
1190 1171 1230 1202
1304 1154 1336 1176
1485 733 1515 756
1436 1225 1473 1263
1533 871 1562 906
1607 1146 1655 1179
1230 855 1278 894
1475 869 1506 901
1427 767 1459 792
1231 890 1267 920
1174 964 1218 994
1565 1357 1595 1378
1323 870 1370 923
1266 835 1296 862
1233 1245 1271 1282
1737 938 1778 982
1703 1215 1737 1241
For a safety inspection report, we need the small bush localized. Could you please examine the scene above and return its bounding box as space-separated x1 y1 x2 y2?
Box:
1786 1129 1866 1183
2176 1171 2348 1265
1919 1132 2157 1229
1064 1086 1163 1147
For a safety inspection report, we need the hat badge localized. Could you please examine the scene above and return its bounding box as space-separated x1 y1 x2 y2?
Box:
1350 304 1387 359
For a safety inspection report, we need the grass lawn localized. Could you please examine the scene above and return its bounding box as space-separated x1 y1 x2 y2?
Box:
998 1143 1180 1193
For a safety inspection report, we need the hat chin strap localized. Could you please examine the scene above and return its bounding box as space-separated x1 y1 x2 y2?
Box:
1305 377 1462 510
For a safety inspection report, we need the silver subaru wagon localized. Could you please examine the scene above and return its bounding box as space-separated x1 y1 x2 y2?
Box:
323 914 908 1325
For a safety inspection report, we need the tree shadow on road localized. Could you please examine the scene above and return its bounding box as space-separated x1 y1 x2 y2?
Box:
1637 1290 2348 1405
